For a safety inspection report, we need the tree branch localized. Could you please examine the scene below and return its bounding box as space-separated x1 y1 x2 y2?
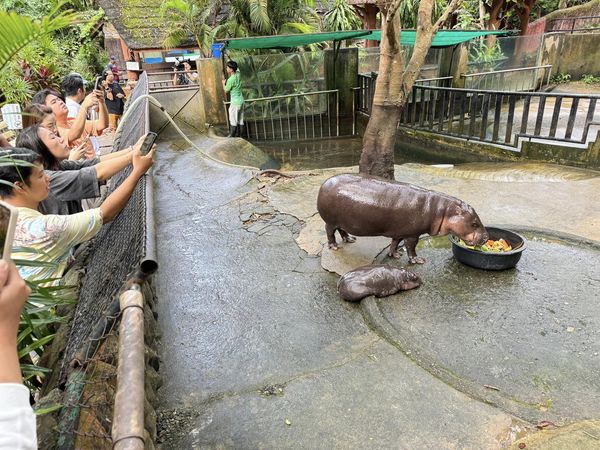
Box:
433 0 462 30
388 0 404 20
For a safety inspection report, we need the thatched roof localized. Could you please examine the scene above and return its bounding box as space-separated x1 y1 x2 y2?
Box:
98 0 196 50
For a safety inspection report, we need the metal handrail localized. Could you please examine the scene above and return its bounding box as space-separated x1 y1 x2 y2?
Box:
411 84 600 99
223 89 341 141
398 84 600 149
461 65 552 78
223 89 340 106
415 76 453 83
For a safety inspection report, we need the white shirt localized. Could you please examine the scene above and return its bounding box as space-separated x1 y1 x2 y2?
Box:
65 97 81 119
0 384 37 450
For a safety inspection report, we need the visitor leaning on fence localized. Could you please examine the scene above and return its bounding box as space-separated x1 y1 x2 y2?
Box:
0 145 155 286
17 124 142 215
0 259 36 450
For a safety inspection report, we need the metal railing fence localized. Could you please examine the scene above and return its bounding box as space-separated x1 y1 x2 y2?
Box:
56 72 156 449
399 85 600 148
549 15 600 33
224 90 341 141
461 65 552 92
147 70 200 91
355 73 452 115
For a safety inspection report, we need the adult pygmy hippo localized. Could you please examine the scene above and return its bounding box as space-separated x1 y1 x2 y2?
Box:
337 265 421 302
317 173 488 264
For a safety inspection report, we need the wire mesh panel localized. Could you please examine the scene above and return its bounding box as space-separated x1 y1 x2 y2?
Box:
231 51 326 98
56 72 150 449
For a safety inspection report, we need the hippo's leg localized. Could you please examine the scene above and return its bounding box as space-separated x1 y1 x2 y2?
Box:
325 223 338 250
338 229 356 244
405 237 426 264
388 238 404 259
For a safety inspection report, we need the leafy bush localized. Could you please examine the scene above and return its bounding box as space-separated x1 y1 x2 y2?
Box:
550 72 571 84
581 74 600 85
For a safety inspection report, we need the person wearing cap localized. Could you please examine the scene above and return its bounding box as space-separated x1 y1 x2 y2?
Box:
222 60 245 137
106 55 120 82
62 73 87 119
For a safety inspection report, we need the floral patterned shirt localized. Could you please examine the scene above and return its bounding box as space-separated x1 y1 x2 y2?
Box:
13 207 103 286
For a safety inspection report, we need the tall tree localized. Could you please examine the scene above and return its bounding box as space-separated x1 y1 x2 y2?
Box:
160 0 213 57
483 0 539 34
358 0 461 179
213 0 320 38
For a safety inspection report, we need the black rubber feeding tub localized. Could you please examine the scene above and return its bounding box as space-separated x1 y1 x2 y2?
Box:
449 227 526 270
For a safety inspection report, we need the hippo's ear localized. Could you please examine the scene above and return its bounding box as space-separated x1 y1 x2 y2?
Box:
450 204 463 216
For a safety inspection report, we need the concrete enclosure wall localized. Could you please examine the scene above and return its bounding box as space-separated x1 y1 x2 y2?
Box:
149 87 203 133
197 58 227 126
324 47 358 117
542 32 600 78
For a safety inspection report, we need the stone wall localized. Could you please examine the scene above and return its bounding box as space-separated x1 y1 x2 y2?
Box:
541 32 600 78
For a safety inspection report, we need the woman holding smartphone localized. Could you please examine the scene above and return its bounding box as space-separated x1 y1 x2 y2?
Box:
16 125 150 215
0 146 155 287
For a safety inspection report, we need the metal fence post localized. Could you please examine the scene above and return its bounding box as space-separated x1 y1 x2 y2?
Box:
112 287 146 450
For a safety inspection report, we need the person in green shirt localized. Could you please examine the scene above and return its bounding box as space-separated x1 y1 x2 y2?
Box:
222 60 245 137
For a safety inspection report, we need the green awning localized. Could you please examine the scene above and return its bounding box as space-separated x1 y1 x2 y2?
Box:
219 30 513 51
365 30 512 47
221 30 373 50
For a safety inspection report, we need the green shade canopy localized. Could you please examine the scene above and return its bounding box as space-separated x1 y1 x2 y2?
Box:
219 30 513 50
221 31 373 50
365 29 511 46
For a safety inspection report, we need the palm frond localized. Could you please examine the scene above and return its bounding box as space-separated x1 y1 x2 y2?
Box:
0 5 80 72
249 0 271 33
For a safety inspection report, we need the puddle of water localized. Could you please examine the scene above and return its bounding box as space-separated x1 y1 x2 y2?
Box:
255 136 600 180
256 136 473 171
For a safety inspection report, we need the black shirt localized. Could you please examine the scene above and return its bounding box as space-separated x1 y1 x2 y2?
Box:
104 82 125 115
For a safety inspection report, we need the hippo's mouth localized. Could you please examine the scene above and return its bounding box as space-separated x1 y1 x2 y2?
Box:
463 233 489 247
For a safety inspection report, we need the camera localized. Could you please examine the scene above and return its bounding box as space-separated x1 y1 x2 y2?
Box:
173 58 184 71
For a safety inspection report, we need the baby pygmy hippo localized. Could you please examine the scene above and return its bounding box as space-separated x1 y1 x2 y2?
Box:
337 264 421 302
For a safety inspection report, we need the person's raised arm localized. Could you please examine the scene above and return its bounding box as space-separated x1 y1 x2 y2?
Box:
99 147 155 223
84 88 108 135
99 135 146 162
0 261 31 384
95 88 109 133
64 94 97 145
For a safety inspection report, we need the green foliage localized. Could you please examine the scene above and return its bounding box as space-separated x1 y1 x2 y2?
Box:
70 40 108 82
581 74 600 85
0 5 79 72
0 1 105 104
550 72 571 83
398 0 447 28
323 0 362 32
214 0 320 41
469 38 505 68
160 0 213 56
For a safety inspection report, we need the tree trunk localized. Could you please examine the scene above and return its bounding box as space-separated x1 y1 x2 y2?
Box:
358 0 460 179
479 0 486 29
358 6 404 180
518 0 537 35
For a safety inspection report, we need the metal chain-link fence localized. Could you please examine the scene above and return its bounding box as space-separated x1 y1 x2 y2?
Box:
55 72 151 449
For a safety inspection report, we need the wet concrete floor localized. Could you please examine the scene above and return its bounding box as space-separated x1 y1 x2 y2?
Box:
154 130 600 449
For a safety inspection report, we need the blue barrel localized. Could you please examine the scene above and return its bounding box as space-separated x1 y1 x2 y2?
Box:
212 43 225 58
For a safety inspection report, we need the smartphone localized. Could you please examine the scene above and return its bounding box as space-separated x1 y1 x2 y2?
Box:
0 200 18 261
139 132 158 156
94 75 104 91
